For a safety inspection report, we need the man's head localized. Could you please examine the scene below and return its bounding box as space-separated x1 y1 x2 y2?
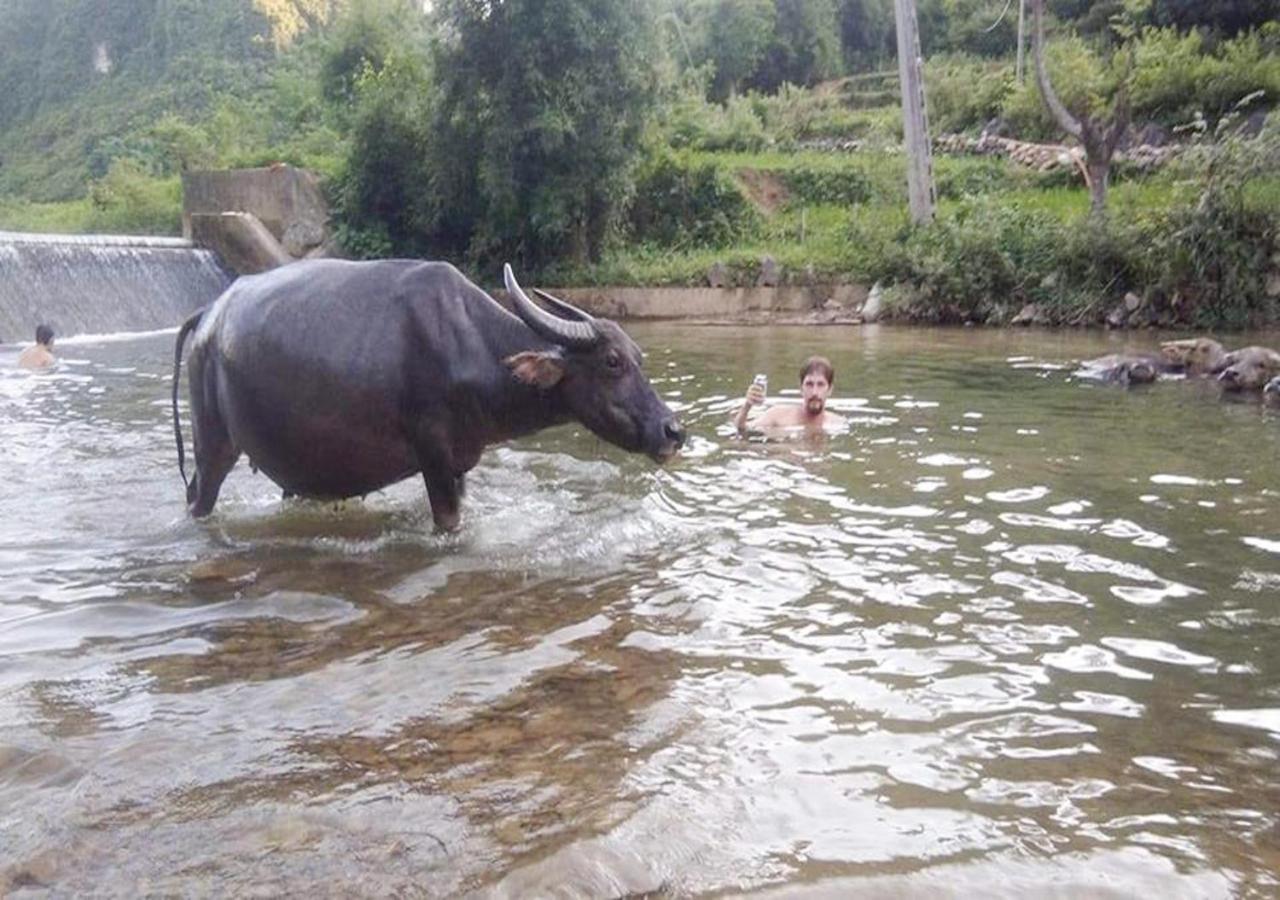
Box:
799 356 834 417
35 324 54 347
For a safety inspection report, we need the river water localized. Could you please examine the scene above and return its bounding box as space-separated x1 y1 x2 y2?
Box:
1 325 1278 897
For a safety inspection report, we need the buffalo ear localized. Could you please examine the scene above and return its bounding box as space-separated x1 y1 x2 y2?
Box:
505 351 565 389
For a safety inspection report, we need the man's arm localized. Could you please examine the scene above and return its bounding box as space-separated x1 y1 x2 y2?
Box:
734 381 766 435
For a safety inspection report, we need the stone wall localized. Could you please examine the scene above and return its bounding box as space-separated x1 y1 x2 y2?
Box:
537 283 869 321
182 164 332 274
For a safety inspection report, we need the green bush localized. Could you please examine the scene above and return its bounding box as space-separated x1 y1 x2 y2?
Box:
1000 35 1113 141
925 53 1014 134
872 199 1065 322
667 92 770 153
85 160 181 234
628 150 761 248
1149 128 1280 327
1129 27 1280 126
934 156 1021 199
779 166 874 205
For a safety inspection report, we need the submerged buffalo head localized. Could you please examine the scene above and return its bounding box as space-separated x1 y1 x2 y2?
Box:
1116 357 1159 385
501 265 685 462
1264 376 1280 408
1217 346 1280 392
1159 337 1228 375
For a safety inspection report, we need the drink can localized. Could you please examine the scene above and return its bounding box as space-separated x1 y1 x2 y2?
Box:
753 373 767 391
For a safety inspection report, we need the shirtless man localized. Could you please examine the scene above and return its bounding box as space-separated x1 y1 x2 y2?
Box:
17 324 55 369
735 355 846 435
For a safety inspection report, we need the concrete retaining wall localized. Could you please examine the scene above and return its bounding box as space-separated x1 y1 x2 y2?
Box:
182 165 328 244
543 283 869 319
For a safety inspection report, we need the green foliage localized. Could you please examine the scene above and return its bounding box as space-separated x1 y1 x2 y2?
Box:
319 0 424 111
837 0 894 71
1000 34 1114 141
1129 27 1280 126
872 199 1065 322
689 0 776 101
667 91 772 152
418 0 662 272
750 0 842 92
926 54 1015 134
934 0 1019 57
1150 122 1280 327
753 81 901 144
628 150 761 247
934 156 1023 199
85 159 183 234
330 50 433 258
780 166 873 205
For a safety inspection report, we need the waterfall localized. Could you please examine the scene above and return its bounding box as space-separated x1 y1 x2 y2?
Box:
0 231 234 343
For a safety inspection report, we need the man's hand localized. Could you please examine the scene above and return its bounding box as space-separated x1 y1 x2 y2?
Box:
736 379 765 434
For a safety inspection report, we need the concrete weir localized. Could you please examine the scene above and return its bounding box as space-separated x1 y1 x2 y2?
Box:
0 231 232 343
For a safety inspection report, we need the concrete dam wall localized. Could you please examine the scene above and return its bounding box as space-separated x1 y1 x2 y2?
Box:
0 232 233 343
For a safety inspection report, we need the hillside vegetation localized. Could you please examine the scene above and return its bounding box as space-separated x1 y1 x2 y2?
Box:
1 0 1277 327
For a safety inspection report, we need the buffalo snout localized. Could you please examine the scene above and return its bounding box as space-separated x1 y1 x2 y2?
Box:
653 416 685 462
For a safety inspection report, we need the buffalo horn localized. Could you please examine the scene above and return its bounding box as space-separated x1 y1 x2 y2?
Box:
504 263 599 348
532 288 592 322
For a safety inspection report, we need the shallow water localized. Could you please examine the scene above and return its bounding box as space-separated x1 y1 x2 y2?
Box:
1 325 1279 897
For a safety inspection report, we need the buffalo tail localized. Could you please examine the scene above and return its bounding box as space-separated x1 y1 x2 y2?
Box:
172 308 205 491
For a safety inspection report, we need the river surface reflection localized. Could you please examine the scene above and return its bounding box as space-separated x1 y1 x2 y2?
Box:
1 325 1279 897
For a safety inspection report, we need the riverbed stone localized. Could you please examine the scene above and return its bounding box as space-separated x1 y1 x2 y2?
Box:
1011 302 1043 326
757 255 780 287
283 219 326 257
861 281 884 323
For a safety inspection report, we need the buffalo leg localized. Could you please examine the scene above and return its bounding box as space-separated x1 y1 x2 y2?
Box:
187 359 240 517
421 465 461 532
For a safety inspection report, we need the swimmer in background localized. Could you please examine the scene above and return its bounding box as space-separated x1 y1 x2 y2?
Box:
17 324 56 370
734 355 846 436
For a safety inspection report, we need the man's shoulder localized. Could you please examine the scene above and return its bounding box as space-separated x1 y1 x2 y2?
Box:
17 347 53 368
756 404 802 426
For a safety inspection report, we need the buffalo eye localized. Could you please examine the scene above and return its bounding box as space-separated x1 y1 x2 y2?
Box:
605 350 622 370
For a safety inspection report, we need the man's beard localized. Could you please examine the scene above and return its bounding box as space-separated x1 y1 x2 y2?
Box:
805 397 825 416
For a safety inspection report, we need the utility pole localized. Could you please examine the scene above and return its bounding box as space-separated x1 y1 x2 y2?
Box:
1016 0 1027 83
894 0 936 224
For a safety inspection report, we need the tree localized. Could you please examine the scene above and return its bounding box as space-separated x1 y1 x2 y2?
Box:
837 0 895 70
425 0 661 271
1029 0 1130 218
696 0 775 101
750 0 842 91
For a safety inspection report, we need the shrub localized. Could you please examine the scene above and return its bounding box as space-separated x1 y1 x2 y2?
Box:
668 92 770 153
868 199 1056 321
780 166 874 205
925 53 1014 134
86 160 182 234
1129 27 1280 126
1150 126 1280 327
628 150 760 248
1000 35 1113 141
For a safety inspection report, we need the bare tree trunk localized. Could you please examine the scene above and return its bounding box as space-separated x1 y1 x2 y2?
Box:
1029 0 1129 220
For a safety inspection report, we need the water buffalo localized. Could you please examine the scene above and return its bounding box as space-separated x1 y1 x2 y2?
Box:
172 260 685 530
1158 337 1229 375
1216 346 1280 392
1265 376 1280 408
1076 353 1166 385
